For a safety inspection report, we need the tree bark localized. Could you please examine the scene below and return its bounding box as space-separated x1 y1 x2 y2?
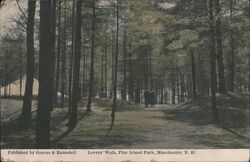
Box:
19 40 23 97
110 28 115 99
82 36 87 97
68 0 76 113
36 0 53 148
104 26 108 98
128 42 134 102
69 0 82 128
4 50 7 98
54 0 61 104
86 0 96 112
51 0 57 109
171 77 175 104
111 0 119 127
60 0 67 108
101 47 104 97
229 0 235 92
19 0 36 128
209 0 219 124
191 49 197 99
198 53 203 95
122 0 127 101
215 0 226 94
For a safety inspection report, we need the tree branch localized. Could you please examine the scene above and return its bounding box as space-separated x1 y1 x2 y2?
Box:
16 0 28 22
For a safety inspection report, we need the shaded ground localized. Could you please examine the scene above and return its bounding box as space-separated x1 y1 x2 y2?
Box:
1 95 249 149
1 98 37 124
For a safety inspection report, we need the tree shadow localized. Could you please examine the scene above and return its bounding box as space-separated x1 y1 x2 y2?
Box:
1 103 37 124
161 106 214 127
52 126 75 143
185 133 249 148
161 99 249 129
160 101 249 148
51 112 88 143
51 114 68 129
175 101 193 109
219 125 249 140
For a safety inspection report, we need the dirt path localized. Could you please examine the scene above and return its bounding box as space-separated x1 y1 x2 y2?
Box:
50 103 249 149
1 99 249 149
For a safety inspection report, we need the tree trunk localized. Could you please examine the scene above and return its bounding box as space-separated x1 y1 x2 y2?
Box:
122 1 127 101
229 0 235 92
209 0 219 124
86 0 96 112
19 0 36 128
104 27 108 98
191 49 197 99
8 84 11 97
180 74 185 102
128 42 134 102
171 77 175 104
101 47 104 97
186 74 190 99
69 0 82 128
68 0 76 113
215 0 226 94
171 57 175 104
160 73 164 104
60 0 67 108
177 74 180 103
110 29 115 99
4 50 7 98
198 53 203 95
111 0 119 127
51 0 57 109
19 41 23 97
82 36 87 97
36 0 53 148
54 0 61 104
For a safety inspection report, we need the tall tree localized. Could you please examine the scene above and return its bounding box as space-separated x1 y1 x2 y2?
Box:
19 0 36 128
209 0 219 124
69 0 82 128
171 56 176 104
82 36 87 97
229 0 235 92
51 0 57 109
122 0 127 101
110 0 119 128
18 37 23 97
101 47 104 96
60 0 67 107
110 27 115 98
86 0 96 112
191 49 197 99
68 0 76 113
104 25 108 98
215 0 226 93
36 0 53 148
54 0 62 104
128 42 134 102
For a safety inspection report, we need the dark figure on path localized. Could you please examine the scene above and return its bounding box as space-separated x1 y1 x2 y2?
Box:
149 90 156 108
144 90 150 107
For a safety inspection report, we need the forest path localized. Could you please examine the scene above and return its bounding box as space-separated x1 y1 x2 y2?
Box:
50 101 249 149
1 99 249 149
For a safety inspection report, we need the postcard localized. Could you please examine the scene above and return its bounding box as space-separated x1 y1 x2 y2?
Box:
1 0 249 161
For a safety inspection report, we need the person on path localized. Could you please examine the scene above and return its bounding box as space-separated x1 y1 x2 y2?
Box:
149 90 156 108
144 90 150 107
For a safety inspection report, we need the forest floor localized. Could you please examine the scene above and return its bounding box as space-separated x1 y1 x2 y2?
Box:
1 94 249 149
